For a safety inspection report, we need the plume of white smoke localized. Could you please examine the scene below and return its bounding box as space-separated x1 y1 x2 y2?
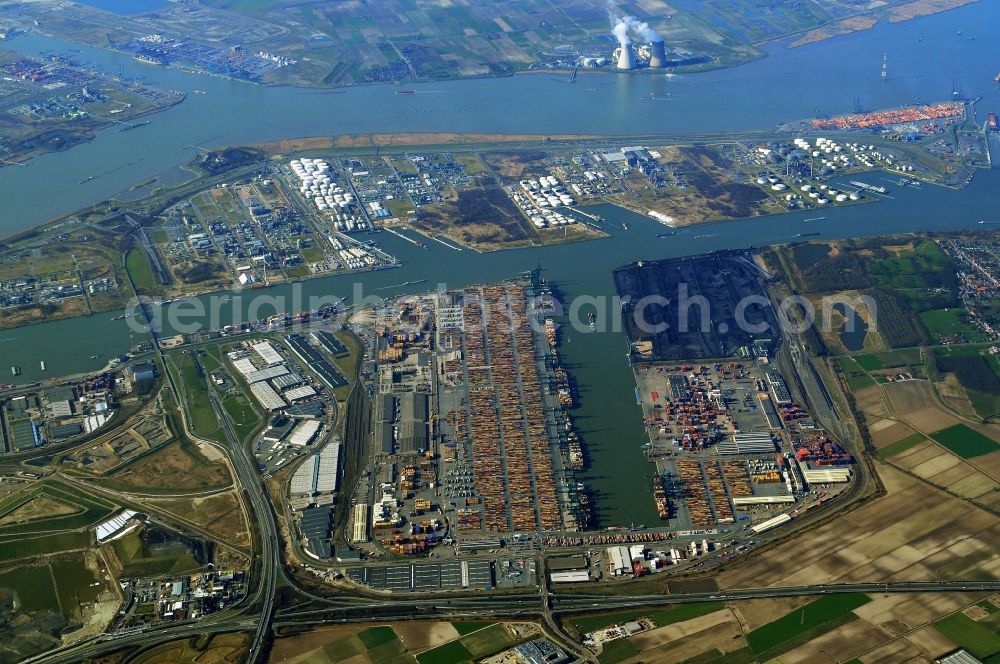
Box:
624 15 661 43
607 2 661 43
611 18 630 45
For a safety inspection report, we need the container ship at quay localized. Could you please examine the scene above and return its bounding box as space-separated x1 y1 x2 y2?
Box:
652 475 671 520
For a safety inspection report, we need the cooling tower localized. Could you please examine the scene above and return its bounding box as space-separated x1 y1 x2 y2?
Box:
617 42 636 70
649 40 667 68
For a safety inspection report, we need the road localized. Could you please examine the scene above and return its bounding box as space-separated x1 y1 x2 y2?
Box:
205 376 279 663
26 577 1000 664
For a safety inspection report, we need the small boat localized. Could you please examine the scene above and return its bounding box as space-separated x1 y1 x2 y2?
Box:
621 222 629 231
396 89 416 95
11 366 20 376
80 175 95 184
40 361 46 371
112 314 125 321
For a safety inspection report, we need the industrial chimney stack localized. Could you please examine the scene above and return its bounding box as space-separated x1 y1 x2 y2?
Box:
617 41 636 70
649 40 667 68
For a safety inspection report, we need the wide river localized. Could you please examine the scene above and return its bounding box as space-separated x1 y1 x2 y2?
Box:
1 3 999 526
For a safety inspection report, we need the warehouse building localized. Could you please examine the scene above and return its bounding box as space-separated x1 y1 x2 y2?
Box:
286 401 324 419
288 419 321 447
246 365 289 383
374 421 394 454
397 420 427 454
312 330 348 356
766 371 791 405
272 372 304 390
716 433 777 455
399 393 428 422
286 333 348 389
250 382 286 410
298 505 334 560
352 503 369 543
290 441 341 496
251 341 284 366
732 495 795 506
284 385 317 402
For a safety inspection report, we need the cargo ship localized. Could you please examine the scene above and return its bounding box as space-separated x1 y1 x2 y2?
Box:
587 312 596 329
652 475 670 520
849 180 887 194
10 366 20 377
133 53 165 66
568 432 585 470
988 112 998 132
396 89 416 95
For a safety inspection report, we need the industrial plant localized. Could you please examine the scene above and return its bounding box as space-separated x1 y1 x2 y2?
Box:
609 12 671 70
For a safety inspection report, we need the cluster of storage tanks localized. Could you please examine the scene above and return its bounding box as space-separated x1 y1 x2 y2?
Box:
754 173 862 206
514 176 578 228
520 176 575 207
290 159 356 212
327 235 377 269
791 137 913 174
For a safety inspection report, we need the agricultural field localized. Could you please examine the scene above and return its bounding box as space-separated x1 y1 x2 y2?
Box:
932 424 1000 459
845 380 1000 510
270 622 537 664
745 594 871 661
564 602 725 638
568 591 1000 663
718 461 1000 589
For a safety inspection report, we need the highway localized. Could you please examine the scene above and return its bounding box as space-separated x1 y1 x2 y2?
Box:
25 577 1000 664
205 374 278 664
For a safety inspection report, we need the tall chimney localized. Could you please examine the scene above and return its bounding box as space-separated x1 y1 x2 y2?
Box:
617 41 636 70
649 40 667 68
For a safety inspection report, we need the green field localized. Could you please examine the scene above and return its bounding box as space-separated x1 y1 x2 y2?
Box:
125 246 157 293
931 424 1000 459
0 564 58 612
358 626 398 649
460 624 515 657
567 602 726 635
415 639 473 664
451 621 493 636
168 351 224 442
838 357 876 391
870 239 950 289
0 482 117 562
111 530 203 578
877 432 927 458
51 557 101 620
0 482 117 536
934 613 1000 659
598 638 639 664
852 348 924 372
746 594 871 659
682 648 756 664
414 622 524 664
920 308 987 343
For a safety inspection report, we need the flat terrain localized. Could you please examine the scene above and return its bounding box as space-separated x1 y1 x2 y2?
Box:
718 463 1000 588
